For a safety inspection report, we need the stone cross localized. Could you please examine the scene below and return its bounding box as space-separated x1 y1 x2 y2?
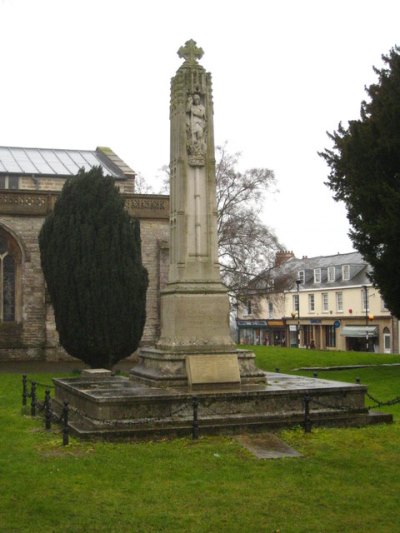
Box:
177 39 204 64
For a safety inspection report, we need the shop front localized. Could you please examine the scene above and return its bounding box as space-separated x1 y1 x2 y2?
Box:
340 325 378 352
237 319 286 346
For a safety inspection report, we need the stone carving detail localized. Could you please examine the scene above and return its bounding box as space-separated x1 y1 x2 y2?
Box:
0 193 47 207
178 39 204 65
0 192 49 215
186 92 206 166
126 197 168 211
123 196 169 219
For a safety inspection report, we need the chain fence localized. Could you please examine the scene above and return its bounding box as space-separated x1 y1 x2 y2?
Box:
365 392 400 408
21 374 202 442
22 374 69 445
21 373 399 441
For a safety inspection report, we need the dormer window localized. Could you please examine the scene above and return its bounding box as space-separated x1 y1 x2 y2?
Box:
297 270 305 284
327 266 335 282
342 265 350 281
314 268 321 283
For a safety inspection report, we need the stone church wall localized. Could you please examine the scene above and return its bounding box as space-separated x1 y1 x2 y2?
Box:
0 191 170 362
0 216 46 360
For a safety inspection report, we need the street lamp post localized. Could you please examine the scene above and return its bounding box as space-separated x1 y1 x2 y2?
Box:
296 278 301 348
363 285 369 352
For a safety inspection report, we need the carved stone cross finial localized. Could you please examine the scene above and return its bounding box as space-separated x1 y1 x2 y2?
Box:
178 39 204 64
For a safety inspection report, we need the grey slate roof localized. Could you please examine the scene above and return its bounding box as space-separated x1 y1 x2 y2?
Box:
252 251 371 291
288 252 371 289
0 146 135 179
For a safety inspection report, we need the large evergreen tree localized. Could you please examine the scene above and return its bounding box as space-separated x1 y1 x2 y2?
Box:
39 166 148 368
320 45 400 318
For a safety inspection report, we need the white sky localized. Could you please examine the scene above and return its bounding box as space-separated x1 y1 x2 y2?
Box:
0 0 399 258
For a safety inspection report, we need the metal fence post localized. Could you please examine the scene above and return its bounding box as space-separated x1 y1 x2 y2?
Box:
30 381 37 417
22 374 28 407
62 401 69 446
44 389 52 430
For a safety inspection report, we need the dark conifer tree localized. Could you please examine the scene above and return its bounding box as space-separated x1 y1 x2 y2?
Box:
39 166 148 368
320 46 400 318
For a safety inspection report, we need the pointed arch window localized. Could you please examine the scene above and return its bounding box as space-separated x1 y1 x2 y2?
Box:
0 229 21 322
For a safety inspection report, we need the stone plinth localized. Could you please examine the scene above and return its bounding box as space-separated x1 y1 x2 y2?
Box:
52 372 393 440
130 348 265 388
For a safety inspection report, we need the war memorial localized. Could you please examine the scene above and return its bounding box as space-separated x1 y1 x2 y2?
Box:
52 41 391 439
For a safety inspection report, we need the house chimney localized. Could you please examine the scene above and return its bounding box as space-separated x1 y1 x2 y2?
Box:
275 250 295 267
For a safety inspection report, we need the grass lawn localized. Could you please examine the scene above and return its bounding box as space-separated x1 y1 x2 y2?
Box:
1 348 399 533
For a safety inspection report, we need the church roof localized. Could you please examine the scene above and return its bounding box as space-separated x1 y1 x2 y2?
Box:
0 146 135 179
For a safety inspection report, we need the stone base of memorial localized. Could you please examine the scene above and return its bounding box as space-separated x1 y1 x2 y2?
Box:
51 371 392 441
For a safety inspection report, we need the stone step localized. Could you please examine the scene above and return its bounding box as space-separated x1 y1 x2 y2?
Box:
66 409 392 441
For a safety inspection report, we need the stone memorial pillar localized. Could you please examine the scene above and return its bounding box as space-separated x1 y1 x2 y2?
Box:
131 40 265 388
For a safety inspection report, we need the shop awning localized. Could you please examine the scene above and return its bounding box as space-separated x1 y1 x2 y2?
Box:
340 326 378 338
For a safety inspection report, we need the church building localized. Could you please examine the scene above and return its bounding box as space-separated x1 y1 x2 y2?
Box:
0 145 169 361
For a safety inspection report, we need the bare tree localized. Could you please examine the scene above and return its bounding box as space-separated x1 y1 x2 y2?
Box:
138 144 282 296
215 144 281 295
134 172 155 194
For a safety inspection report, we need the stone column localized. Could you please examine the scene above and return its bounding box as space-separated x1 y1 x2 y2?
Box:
131 40 265 387
157 39 233 353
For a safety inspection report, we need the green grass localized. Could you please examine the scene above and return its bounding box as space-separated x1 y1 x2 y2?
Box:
1 350 400 532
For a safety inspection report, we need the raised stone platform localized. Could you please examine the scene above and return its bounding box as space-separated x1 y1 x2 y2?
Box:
130 348 266 388
52 371 392 440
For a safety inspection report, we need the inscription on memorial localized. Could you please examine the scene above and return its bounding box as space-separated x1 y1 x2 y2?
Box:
186 354 241 385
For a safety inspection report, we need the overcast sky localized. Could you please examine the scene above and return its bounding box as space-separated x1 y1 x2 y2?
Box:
1 0 399 258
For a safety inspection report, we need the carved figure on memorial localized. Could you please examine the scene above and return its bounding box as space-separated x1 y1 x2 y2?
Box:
186 93 206 165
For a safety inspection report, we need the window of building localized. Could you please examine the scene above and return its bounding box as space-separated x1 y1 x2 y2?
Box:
268 302 273 318
336 291 343 312
325 326 336 347
0 176 19 190
293 294 299 313
0 228 21 322
314 268 321 283
322 293 329 313
381 298 389 312
297 270 305 284
308 294 315 312
246 300 252 315
327 266 335 282
342 265 350 281
383 327 391 353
